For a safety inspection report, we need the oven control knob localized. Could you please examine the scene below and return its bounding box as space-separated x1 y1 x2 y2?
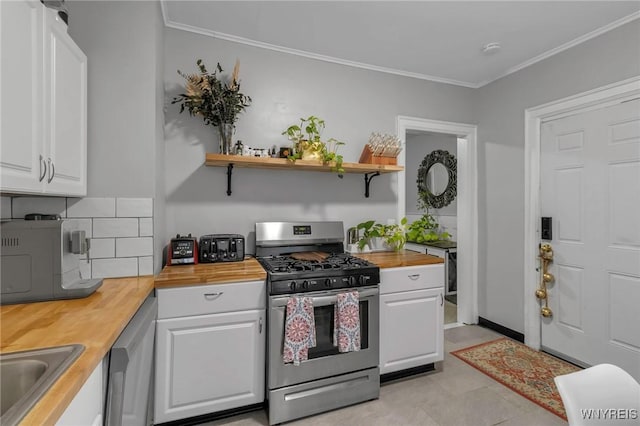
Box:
359 275 369 286
301 280 309 290
324 278 332 288
348 276 357 286
289 281 297 292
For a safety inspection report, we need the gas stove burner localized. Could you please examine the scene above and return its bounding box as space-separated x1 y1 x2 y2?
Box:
257 253 380 295
260 253 372 273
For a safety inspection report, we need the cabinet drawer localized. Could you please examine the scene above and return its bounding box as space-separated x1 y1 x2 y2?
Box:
157 280 265 319
380 265 444 294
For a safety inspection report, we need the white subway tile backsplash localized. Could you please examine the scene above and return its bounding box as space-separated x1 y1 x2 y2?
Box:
117 198 152 218
12 197 66 219
90 238 116 259
1 197 11 219
116 237 153 257
138 256 154 276
6 195 156 280
139 218 153 237
93 218 138 238
92 258 138 279
67 197 115 218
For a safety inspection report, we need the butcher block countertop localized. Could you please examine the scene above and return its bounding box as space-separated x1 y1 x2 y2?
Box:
0 276 155 426
354 250 444 268
155 257 267 288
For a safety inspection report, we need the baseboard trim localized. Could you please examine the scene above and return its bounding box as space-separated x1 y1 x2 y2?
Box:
380 363 435 383
155 402 264 426
478 317 525 342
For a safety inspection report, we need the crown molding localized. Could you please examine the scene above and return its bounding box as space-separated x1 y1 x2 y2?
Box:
162 18 479 88
161 3 640 90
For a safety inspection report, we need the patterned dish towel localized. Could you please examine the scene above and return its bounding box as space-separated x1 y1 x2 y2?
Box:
334 291 361 352
283 297 316 365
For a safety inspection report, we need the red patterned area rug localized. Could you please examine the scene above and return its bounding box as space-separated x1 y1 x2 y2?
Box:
451 337 581 420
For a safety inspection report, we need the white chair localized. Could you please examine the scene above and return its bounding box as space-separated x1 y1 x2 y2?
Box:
554 364 640 425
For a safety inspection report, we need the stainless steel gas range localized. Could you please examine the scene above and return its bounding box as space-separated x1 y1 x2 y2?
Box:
255 221 380 425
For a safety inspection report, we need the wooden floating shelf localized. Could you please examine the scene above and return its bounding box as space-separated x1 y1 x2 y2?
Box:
205 153 404 174
204 153 403 197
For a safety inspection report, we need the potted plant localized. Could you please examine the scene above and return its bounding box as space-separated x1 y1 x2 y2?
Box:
282 116 345 176
382 219 408 251
172 59 252 154
356 220 383 251
405 213 450 244
356 218 408 251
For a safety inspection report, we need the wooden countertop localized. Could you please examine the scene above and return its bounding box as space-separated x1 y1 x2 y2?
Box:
155 257 267 288
0 276 155 426
354 250 444 268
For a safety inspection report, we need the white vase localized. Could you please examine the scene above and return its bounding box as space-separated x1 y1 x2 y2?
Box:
369 237 385 251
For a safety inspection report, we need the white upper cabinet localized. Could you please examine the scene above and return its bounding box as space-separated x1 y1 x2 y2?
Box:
43 7 87 196
0 0 44 193
0 0 87 196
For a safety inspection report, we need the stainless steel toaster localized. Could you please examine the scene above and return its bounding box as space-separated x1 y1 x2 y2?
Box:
0 218 103 305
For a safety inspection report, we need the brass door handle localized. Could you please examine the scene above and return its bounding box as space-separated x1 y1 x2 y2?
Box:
536 244 554 317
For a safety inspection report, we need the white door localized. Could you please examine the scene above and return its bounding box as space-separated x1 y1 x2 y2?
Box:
540 99 640 380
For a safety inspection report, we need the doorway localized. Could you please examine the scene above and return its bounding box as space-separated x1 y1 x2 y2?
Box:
523 77 640 369
396 116 478 327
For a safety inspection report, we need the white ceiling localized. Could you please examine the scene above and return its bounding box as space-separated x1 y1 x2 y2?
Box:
161 1 640 88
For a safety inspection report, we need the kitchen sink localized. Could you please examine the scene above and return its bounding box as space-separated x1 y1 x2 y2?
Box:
0 344 84 426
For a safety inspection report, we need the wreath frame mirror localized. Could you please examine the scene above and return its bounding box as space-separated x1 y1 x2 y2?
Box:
416 149 457 209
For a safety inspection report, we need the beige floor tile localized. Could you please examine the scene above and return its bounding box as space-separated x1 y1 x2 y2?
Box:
496 405 568 426
444 300 457 324
426 386 525 426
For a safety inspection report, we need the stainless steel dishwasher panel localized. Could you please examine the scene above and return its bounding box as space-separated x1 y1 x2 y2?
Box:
105 293 157 426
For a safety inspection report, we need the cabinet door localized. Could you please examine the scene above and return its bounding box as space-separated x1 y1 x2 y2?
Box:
0 0 45 193
56 359 103 426
380 288 444 374
43 8 87 196
155 309 265 424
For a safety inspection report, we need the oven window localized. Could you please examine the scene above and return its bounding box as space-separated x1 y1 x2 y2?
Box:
308 300 369 359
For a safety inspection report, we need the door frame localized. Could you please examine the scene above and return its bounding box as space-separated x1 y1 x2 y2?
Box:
523 76 640 350
396 116 479 325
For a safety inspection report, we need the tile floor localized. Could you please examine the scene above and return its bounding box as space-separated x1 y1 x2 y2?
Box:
200 325 568 426
444 300 456 325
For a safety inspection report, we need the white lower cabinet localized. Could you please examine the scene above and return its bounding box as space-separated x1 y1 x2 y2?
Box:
56 359 103 426
154 281 265 424
379 265 444 375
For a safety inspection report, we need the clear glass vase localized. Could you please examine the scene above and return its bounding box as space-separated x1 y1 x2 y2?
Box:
218 123 234 155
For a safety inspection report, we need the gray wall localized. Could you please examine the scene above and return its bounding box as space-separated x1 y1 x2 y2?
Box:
405 132 458 217
163 27 475 255
68 1 167 272
474 19 640 333
64 3 640 332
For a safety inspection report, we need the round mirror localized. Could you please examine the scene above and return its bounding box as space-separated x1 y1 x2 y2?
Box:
417 150 457 209
425 163 449 196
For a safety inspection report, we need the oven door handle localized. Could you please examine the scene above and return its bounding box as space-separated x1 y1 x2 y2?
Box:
271 287 379 308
